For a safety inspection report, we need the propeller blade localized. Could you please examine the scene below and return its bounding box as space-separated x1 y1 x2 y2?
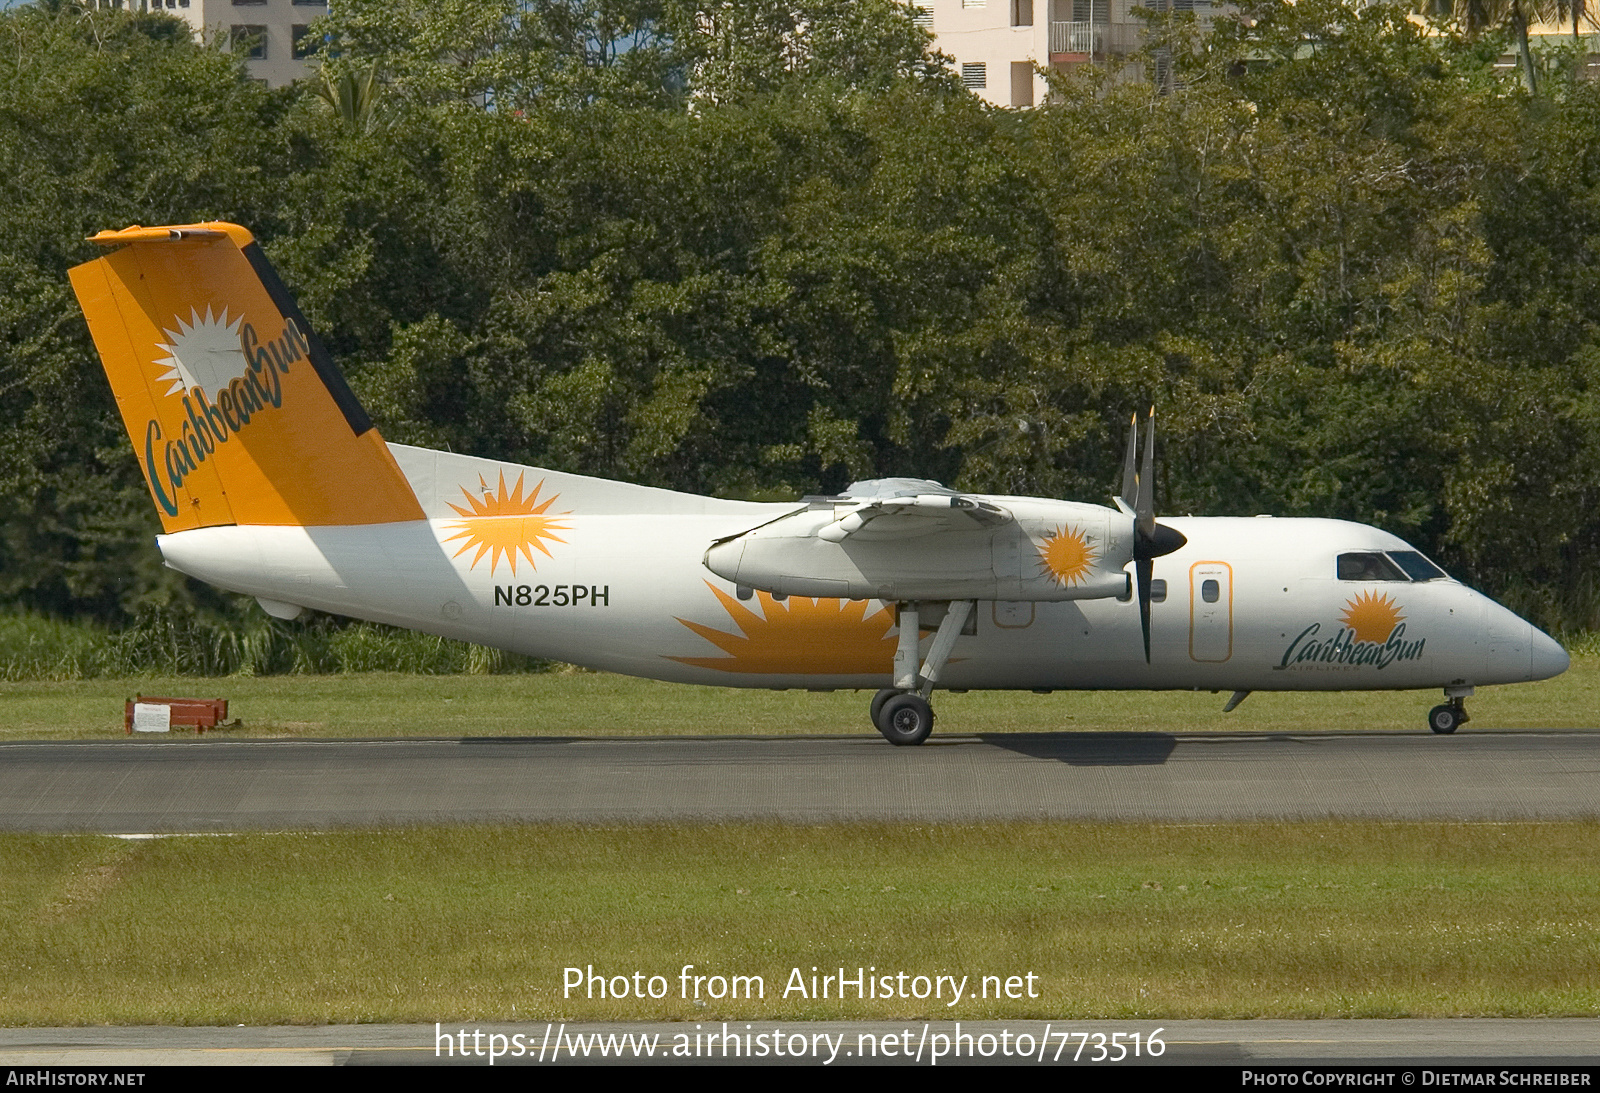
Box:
1120 412 1139 509
1136 555 1153 664
1122 406 1183 663
1137 405 1156 541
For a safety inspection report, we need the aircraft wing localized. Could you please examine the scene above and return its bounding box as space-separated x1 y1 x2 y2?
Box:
816 492 1012 543
705 479 1133 603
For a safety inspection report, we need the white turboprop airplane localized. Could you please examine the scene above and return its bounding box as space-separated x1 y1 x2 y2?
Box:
69 222 1569 744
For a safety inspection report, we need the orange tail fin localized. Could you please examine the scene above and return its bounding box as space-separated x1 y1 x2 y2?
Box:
69 222 423 532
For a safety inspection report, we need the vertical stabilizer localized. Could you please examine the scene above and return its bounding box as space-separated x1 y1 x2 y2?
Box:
69 223 423 531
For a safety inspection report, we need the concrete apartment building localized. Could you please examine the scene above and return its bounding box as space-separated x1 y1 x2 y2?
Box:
90 0 325 87
76 2 1597 101
916 0 1214 106
918 1 1600 106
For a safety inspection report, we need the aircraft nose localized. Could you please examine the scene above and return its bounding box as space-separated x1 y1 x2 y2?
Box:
1529 626 1570 681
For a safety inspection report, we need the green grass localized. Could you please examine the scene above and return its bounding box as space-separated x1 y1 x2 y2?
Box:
0 654 1593 740
1 823 1596 1025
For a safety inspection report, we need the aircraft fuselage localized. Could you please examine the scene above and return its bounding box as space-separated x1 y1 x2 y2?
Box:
155 455 1566 696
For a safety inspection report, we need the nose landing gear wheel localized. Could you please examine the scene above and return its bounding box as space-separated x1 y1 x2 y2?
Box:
1428 703 1463 734
878 693 934 746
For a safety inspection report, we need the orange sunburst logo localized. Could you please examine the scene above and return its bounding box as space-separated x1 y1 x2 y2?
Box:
1340 591 1404 643
1038 524 1097 587
442 471 569 575
670 583 899 674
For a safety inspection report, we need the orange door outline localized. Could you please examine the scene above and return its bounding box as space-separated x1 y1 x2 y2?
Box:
1189 560 1234 663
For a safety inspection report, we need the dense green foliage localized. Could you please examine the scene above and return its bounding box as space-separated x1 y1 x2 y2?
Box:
0 611 540 679
3 0 1599 643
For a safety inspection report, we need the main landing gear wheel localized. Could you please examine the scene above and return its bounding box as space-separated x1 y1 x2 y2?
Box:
878 693 935 746
870 687 899 730
1428 703 1465 734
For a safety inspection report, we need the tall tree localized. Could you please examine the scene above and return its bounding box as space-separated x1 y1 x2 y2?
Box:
0 3 274 618
1414 0 1597 93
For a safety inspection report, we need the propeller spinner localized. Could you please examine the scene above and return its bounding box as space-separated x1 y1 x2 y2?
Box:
1119 409 1187 662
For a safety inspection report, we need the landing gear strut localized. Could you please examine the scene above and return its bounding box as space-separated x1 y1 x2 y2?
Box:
1428 686 1473 734
870 600 973 746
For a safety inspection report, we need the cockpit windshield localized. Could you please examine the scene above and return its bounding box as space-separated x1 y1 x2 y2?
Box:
1337 551 1449 582
1386 551 1448 581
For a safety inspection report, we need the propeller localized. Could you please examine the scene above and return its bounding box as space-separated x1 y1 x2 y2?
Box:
1118 409 1188 662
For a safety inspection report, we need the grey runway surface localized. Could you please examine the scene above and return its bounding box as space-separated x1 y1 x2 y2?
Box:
2 729 1598 830
1 1019 1596 1066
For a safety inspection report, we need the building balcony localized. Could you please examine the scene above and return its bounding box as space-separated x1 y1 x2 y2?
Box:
1049 19 1145 59
1049 20 1095 55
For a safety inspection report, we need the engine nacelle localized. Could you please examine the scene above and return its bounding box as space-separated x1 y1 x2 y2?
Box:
704 498 1134 603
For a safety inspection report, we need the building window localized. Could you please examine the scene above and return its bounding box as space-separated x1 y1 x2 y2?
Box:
1011 0 1033 24
292 24 315 59
292 0 327 5
231 0 267 5
962 0 987 7
1010 61 1034 106
961 62 987 88
912 5 933 26
231 25 268 60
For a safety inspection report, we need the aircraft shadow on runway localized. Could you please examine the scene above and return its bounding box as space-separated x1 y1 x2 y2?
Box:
448 732 1182 766
977 732 1178 766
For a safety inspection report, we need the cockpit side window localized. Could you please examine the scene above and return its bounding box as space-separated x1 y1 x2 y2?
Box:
1387 551 1448 581
1337 552 1408 581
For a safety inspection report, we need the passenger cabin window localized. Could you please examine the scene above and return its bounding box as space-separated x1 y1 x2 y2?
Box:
1201 578 1220 603
1150 579 1167 603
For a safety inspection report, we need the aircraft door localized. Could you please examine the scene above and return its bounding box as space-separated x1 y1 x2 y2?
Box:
1189 561 1233 663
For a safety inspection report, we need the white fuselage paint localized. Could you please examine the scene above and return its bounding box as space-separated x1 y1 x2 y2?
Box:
154 448 1569 695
